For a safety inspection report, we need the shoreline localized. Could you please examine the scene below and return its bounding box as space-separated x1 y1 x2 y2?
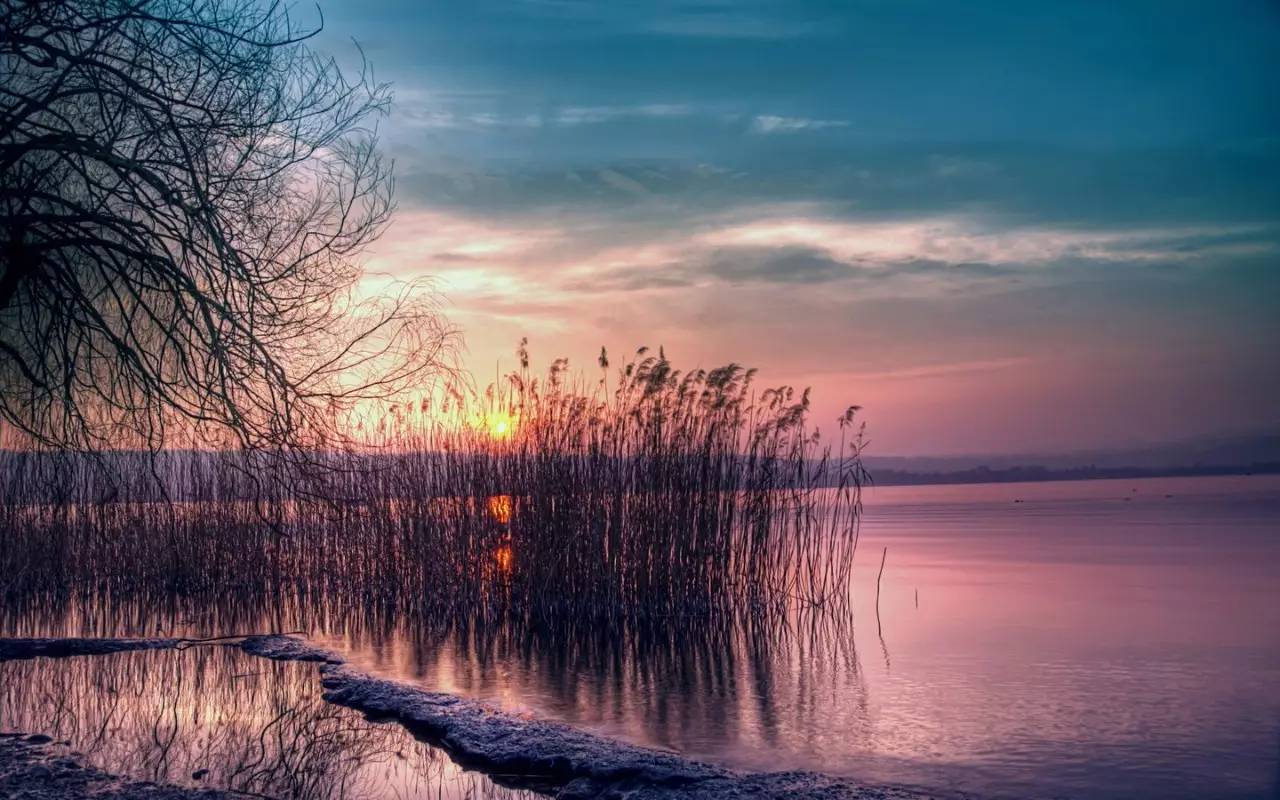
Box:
0 733 233 799
0 635 975 800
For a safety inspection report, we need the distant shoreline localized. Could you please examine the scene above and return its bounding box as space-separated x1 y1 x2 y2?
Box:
867 462 1280 487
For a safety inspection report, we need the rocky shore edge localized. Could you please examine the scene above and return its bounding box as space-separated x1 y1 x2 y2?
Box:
0 733 233 799
0 635 971 800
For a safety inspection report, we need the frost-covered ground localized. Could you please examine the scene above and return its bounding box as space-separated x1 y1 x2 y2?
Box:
0 635 971 800
0 734 232 799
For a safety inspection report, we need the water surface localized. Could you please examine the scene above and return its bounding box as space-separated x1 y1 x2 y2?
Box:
5 475 1278 799
326 475 1280 800
0 646 538 799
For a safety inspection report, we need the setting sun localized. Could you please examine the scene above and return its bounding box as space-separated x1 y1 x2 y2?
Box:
485 410 516 440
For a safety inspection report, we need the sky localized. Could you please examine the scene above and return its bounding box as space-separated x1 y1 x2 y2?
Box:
317 0 1278 456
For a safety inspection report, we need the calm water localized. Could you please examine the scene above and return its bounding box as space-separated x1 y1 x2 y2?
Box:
4 475 1279 799
0 646 538 799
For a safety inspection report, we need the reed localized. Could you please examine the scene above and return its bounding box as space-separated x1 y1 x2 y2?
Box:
1 346 867 624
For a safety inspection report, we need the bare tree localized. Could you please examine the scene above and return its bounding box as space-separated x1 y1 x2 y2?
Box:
0 0 452 454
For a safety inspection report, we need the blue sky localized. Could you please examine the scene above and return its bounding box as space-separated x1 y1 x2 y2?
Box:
317 0 1279 455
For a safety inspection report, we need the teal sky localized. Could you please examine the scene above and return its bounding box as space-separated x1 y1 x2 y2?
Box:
319 1 1279 455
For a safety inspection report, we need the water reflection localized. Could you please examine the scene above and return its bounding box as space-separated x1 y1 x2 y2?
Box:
1 588 870 779
487 494 513 525
0 647 540 800
3 476 1279 800
390 609 869 756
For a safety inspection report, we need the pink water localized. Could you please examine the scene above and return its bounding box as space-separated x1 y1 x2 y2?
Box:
323 475 1280 799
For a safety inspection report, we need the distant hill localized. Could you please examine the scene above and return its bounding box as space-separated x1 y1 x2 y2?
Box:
863 432 1280 486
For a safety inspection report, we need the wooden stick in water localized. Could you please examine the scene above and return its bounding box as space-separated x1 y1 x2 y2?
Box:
876 546 887 612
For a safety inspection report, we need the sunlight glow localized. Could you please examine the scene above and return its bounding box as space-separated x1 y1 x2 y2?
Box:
487 494 513 524
486 411 515 440
495 544 513 573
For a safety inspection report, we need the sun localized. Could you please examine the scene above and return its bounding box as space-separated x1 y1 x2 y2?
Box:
485 410 516 440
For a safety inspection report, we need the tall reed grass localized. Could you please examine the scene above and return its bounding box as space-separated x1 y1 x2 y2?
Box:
1 346 867 623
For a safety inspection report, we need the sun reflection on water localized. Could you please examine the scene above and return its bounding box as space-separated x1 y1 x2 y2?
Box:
487 494 513 524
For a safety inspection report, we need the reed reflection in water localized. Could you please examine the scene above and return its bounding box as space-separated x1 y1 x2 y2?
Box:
0 646 540 800
0 587 867 781
5 477 1276 800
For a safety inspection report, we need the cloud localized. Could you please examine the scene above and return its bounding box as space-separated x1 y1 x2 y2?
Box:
563 247 1024 296
826 357 1036 382
390 144 1280 234
562 245 860 292
511 1 838 40
750 115 849 134
645 14 829 40
595 169 652 196
391 95 703 133
695 211 1278 268
369 202 1280 312
703 246 854 284
554 104 695 125
397 109 545 132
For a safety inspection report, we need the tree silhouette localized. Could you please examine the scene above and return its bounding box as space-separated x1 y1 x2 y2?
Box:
0 0 451 452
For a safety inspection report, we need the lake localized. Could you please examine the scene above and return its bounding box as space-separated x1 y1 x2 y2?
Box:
4 475 1278 799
